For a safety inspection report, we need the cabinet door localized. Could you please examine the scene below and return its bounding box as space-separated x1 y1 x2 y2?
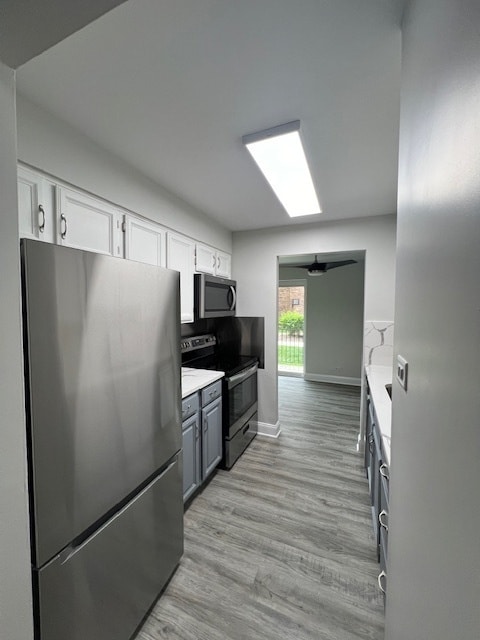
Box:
18 166 55 243
57 187 123 257
125 215 166 267
202 397 222 480
371 426 382 551
167 232 195 323
182 413 201 502
365 396 374 486
216 250 232 279
195 242 216 275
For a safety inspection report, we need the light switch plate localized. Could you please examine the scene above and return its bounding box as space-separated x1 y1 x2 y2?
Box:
396 355 408 390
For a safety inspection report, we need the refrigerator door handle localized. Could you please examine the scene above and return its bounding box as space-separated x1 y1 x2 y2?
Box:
56 459 178 567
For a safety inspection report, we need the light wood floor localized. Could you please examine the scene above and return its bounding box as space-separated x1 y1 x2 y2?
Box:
138 377 384 640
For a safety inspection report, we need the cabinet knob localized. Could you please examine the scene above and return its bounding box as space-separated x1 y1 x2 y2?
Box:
379 509 389 531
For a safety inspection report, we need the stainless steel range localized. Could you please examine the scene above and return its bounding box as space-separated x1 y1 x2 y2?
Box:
181 334 258 468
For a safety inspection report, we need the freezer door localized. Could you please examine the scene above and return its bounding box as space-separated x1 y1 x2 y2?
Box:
36 457 183 640
21 240 181 567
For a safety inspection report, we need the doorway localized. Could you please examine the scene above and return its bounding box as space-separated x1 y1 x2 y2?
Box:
277 282 305 376
277 251 365 384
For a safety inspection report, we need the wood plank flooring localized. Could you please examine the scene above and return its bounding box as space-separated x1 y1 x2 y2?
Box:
137 377 384 640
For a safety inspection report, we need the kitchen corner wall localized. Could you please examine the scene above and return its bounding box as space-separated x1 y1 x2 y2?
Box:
233 214 396 429
386 1 480 638
0 63 34 640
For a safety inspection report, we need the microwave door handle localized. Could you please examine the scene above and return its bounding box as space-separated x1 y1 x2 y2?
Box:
227 363 258 389
229 285 237 311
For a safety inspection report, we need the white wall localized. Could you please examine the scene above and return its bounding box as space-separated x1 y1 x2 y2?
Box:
233 214 396 427
16 94 232 253
0 63 34 640
386 1 480 638
305 261 364 381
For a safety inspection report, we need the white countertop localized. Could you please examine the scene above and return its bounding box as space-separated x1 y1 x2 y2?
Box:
365 365 392 466
181 367 224 399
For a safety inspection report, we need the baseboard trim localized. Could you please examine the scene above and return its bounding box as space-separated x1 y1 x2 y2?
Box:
256 420 281 438
278 370 303 378
304 373 361 387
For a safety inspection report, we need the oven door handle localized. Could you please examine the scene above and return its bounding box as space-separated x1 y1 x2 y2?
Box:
227 363 258 389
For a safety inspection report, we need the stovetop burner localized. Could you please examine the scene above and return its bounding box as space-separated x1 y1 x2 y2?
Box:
184 354 258 378
181 333 258 377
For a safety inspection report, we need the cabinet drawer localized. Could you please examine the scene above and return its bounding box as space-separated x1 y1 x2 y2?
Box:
182 393 199 423
201 380 222 406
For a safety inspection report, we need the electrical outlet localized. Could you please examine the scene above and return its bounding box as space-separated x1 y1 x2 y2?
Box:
396 355 408 390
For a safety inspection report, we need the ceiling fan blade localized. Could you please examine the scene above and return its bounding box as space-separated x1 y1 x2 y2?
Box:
291 258 356 271
296 263 326 270
324 260 357 270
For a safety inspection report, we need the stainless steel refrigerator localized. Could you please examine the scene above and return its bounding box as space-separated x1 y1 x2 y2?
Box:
21 239 183 640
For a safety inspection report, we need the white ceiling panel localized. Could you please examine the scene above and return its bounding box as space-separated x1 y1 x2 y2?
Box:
16 0 403 231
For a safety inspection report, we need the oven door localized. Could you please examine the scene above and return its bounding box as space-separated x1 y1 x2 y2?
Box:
226 363 258 439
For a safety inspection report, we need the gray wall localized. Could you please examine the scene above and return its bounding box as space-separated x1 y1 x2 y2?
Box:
0 62 34 640
386 1 480 638
305 262 364 381
233 214 396 427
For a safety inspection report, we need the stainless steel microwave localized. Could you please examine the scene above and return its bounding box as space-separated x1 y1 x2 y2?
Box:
194 274 236 319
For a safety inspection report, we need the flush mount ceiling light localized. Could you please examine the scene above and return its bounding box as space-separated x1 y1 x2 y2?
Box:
242 120 321 218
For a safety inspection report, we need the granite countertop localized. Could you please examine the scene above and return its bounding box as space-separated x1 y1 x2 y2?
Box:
365 365 392 466
181 367 224 399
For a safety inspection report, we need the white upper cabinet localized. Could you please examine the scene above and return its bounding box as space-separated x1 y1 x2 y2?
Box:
196 242 231 279
17 165 230 286
57 186 123 257
18 166 56 243
216 250 232 279
167 232 195 323
195 243 216 275
124 215 166 267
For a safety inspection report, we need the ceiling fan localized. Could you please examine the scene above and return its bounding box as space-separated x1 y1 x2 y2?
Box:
295 256 357 276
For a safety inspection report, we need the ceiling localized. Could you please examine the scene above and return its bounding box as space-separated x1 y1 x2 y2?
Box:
16 0 403 232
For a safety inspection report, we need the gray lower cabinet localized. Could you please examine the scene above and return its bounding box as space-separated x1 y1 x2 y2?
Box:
182 380 222 503
182 412 201 502
364 381 389 601
378 460 389 599
202 396 222 479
